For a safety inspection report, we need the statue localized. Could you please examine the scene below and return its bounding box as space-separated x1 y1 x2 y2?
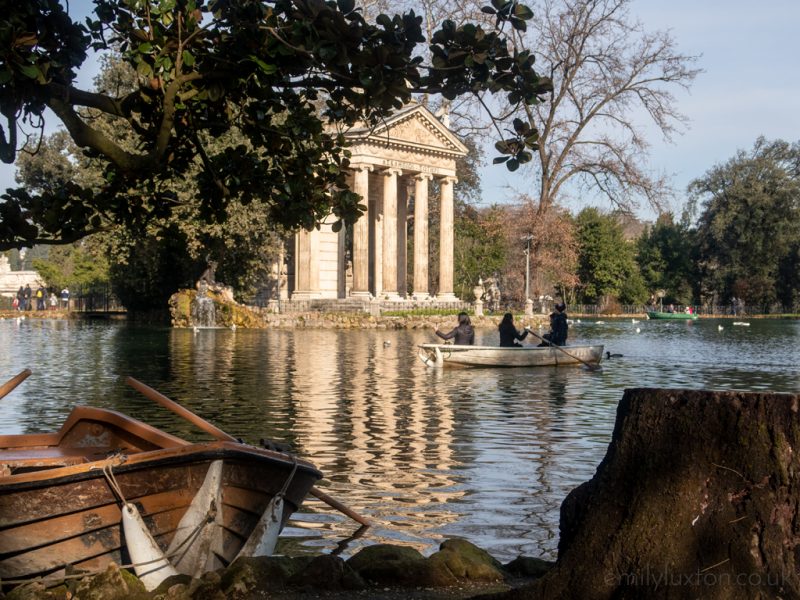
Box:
483 277 501 313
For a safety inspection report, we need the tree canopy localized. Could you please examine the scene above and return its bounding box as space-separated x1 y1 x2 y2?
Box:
688 137 800 311
574 206 646 306
0 0 552 250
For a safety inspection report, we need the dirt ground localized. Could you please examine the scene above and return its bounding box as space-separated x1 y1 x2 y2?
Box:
238 580 524 599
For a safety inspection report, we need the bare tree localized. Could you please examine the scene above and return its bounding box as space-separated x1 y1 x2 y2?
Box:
511 0 700 218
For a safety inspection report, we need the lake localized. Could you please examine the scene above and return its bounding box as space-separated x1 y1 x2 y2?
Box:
0 316 798 562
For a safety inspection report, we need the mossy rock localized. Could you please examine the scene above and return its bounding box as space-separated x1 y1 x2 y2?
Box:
346 544 457 587
5 582 67 600
151 573 194 597
427 538 506 583
504 556 555 579
288 555 366 591
72 563 148 600
220 556 312 595
168 289 269 329
183 571 225 600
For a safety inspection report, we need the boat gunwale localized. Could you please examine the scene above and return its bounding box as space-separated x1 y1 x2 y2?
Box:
0 406 189 450
418 343 604 352
0 441 322 491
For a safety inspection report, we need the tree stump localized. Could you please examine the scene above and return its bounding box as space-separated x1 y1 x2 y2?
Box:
497 388 800 599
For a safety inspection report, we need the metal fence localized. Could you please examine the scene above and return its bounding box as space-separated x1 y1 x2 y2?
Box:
70 286 125 313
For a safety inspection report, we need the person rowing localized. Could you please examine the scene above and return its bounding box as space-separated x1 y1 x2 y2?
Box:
498 312 529 347
431 312 475 345
538 302 569 347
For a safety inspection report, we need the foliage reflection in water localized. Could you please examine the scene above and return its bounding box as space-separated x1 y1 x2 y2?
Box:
0 317 798 561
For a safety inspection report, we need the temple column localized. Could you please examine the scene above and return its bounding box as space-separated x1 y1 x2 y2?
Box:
437 176 457 300
397 179 409 298
292 229 318 299
413 173 432 299
382 168 402 299
351 165 372 298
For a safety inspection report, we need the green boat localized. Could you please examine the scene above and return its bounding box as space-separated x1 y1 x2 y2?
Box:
646 311 698 320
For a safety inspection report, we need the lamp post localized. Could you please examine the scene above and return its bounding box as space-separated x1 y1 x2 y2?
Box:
523 235 533 316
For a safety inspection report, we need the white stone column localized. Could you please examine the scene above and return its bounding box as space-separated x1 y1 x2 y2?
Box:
382 168 402 299
351 165 372 298
413 173 432 299
291 229 319 299
373 177 383 299
397 179 409 298
437 176 458 300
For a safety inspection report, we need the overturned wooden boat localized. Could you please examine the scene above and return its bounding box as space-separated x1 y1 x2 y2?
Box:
418 343 604 368
0 405 322 589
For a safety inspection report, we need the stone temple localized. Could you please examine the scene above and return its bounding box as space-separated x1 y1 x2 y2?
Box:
266 103 469 307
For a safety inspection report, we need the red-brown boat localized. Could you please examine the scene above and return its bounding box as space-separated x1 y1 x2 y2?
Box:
0 401 322 590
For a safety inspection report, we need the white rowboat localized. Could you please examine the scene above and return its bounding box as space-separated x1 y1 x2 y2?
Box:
418 343 605 368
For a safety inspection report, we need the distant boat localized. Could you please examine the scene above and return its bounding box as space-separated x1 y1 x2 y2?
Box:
733 322 750 326
418 344 604 368
646 311 698 321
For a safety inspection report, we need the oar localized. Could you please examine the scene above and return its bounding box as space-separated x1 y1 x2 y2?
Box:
524 328 602 372
125 376 372 527
0 369 32 400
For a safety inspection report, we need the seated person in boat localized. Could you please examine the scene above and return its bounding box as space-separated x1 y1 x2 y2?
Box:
540 303 569 346
432 312 475 345
498 312 529 347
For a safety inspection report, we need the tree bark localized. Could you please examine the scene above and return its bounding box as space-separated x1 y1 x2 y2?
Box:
494 388 800 599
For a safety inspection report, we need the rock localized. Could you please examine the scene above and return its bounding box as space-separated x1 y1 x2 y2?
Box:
288 554 366 591
346 544 435 586
503 556 554 579
219 556 311 595
151 574 193 598
497 388 800 600
184 571 225 600
5 582 64 600
72 563 148 600
427 539 506 583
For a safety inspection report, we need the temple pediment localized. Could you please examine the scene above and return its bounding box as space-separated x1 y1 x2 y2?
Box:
345 104 468 158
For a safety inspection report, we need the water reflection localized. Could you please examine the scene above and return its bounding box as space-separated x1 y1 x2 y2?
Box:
0 317 798 561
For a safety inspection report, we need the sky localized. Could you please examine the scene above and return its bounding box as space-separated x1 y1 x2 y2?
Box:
2 1 799 222
481 0 800 219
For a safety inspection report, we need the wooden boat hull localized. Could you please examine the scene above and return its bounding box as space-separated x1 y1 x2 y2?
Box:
0 407 322 585
418 344 604 368
646 311 698 320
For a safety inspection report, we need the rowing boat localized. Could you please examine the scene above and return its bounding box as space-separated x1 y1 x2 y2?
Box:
646 311 698 320
0 405 322 590
418 343 604 368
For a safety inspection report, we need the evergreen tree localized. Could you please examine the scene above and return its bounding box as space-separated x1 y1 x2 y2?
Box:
574 208 646 307
688 138 800 312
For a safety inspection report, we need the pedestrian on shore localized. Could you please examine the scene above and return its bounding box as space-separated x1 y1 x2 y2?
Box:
49 292 58 310
23 284 32 311
35 286 46 311
431 312 475 345
16 286 24 311
60 287 70 310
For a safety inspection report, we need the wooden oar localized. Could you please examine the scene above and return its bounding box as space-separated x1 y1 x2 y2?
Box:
0 369 32 400
524 328 602 371
125 376 372 527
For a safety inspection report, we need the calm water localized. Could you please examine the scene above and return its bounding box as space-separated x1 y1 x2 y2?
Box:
0 316 798 561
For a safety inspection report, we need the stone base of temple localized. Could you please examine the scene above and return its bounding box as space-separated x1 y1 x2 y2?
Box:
434 293 459 302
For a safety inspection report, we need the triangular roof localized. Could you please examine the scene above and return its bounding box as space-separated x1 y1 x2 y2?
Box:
344 103 468 158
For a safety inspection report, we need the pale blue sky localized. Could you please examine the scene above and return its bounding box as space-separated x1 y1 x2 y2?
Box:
482 1 800 218
2 1 799 222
